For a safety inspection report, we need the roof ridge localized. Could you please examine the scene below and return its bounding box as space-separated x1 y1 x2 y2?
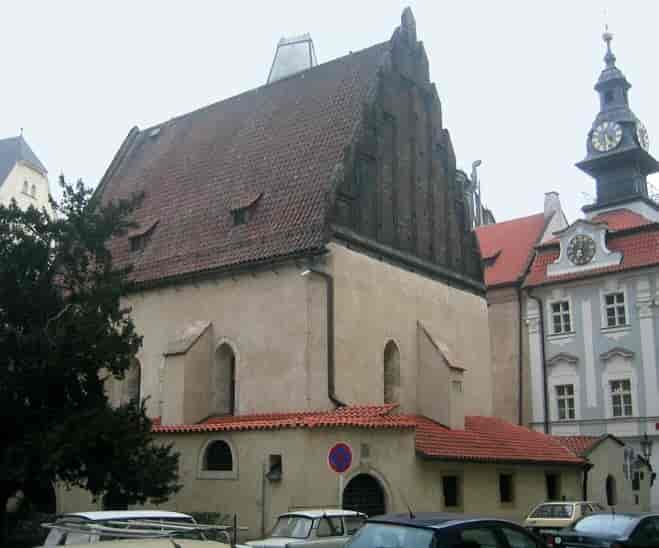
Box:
142 41 391 136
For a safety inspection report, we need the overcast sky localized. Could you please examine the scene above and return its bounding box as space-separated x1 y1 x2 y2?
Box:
2 1 658 222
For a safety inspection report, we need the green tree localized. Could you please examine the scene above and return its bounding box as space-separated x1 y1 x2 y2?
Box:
0 178 180 543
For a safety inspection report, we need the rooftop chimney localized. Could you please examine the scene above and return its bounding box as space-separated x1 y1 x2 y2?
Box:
544 191 561 219
267 34 317 84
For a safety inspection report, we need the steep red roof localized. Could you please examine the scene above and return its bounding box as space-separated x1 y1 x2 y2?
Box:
551 435 601 456
591 209 653 231
153 406 584 465
525 224 659 287
475 213 547 287
98 41 389 286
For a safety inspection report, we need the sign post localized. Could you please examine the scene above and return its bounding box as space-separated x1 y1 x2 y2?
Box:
328 442 353 508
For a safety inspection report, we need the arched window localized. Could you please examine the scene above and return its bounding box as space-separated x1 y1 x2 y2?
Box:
122 358 141 404
383 340 400 404
23 180 29 194
212 343 236 415
204 440 233 471
31 184 36 198
606 474 617 506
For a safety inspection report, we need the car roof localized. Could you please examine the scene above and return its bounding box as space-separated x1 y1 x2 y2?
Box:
280 509 365 519
367 513 522 530
58 510 194 521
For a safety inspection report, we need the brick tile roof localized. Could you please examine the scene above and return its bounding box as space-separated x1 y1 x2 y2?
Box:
525 223 659 287
550 435 601 456
475 213 547 287
153 406 584 465
98 42 390 286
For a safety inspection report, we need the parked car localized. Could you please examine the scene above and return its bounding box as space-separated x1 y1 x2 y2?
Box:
37 540 226 548
554 512 659 548
38 510 200 546
246 509 366 548
524 501 605 540
344 513 547 548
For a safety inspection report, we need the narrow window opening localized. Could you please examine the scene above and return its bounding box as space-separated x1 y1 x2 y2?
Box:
442 475 460 508
604 90 614 104
499 473 514 504
546 473 560 501
383 340 400 404
232 208 248 226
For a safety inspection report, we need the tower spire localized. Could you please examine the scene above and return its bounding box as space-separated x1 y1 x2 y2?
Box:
602 25 616 68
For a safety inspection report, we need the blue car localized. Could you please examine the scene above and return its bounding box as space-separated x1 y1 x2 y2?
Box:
553 512 659 548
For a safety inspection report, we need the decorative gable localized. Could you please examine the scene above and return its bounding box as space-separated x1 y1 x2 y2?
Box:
547 219 622 278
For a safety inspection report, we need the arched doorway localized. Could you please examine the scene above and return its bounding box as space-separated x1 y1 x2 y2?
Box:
343 473 386 517
605 474 617 506
213 343 236 415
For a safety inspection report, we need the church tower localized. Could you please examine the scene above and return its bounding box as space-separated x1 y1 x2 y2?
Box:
576 29 659 217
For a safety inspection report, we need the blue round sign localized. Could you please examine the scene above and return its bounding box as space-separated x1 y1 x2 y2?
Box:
328 442 352 473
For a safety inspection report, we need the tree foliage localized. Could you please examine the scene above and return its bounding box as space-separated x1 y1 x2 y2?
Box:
0 178 180 538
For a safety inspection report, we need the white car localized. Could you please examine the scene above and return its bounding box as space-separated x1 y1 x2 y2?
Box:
246 509 366 548
39 510 199 546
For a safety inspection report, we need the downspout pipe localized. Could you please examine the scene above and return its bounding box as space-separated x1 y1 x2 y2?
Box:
517 286 524 425
529 293 550 434
302 268 345 407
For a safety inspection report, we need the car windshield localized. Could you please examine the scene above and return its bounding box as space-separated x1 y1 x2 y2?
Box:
572 515 637 537
529 504 574 518
347 523 434 548
271 516 314 539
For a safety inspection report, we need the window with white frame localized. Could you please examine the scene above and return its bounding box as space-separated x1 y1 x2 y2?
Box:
550 300 572 334
610 379 633 417
604 292 627 328
555 384 575 420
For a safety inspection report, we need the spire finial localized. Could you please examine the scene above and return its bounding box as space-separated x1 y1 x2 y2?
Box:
602 23 616 67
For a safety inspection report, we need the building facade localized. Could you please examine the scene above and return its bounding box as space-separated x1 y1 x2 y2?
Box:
524 32 659 509
55 9 592 528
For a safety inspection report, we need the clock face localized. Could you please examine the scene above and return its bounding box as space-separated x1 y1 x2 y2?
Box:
636 121 649 150
567 234 596 266
591 121 623 152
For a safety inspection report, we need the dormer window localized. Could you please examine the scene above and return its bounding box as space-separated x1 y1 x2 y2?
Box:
232 208 248 226
229 192 262 227
127 219 159 253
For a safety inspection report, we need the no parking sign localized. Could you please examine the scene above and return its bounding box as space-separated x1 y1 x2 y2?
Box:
328 442 353 474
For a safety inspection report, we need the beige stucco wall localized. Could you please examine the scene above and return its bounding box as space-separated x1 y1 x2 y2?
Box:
486 287 522 424
0 162 52 214
56 427 583 538
326 242 492 418
112 241 492 422
586 438 652 511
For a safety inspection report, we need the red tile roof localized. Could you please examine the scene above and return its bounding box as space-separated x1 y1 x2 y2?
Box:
525 224 659 287
153 405 414 433
550 435 601 456
416 416 584 465
98 42 390 286
475 213 547 287
591 209 654 231
153 406 584 465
